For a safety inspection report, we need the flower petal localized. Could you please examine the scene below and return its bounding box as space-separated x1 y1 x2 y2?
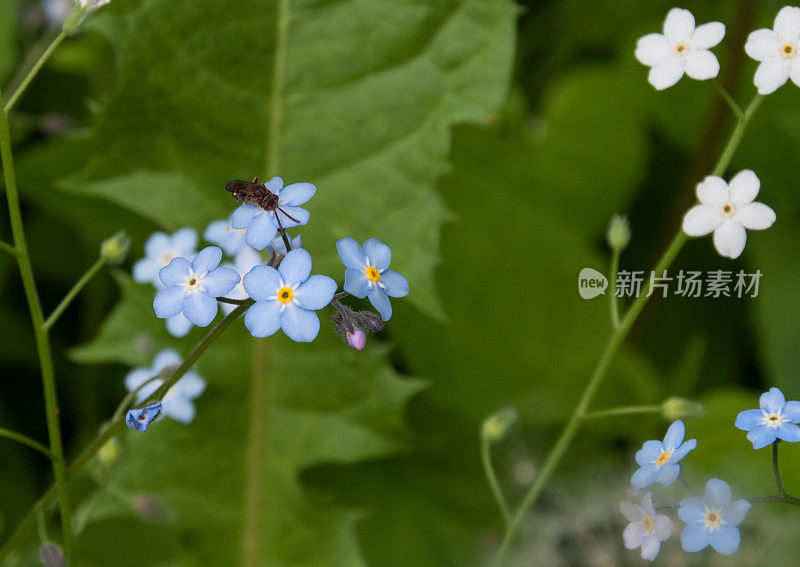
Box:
782 401 800 422
735 408 765 431
124 368 153 394
663 420 686 450
144 232 170 258
166 313 193 337
294 275 336 310
274 206 310 228
747 426 778 449
203 267 241 297
344 269 370 298
760 387 786 413
132 258 160 286
265 176 283 194
635 440 664 466
641 492 655 516
620 501 643 522
721 499 751 527
654 514 673 540
746 29 781 61
664 8 695 43
172 228 198 253
683 205 721 236
685 50 719 80
678 497 706 523
368 286 393 321
791 58 800 87
153 349 182 370
379 269 409 297
243 265 281 301
635 33 672 66
736 202 776 231
640 535 661 561
680 524 710 552
623 523 645 550
691 22 725 49
704 478 731 508
631 466 656 489
696 175 729 206
654 463 680 486
778 422 800 442
754 57 790 94
363 238 392 271
162 396 196 424
245 212 276 251
279 182 316 206
775 6 800 43
671 438 697 462
728 169 761 205
648 58 685 90
191 246 222 274
280 304 320 342
183 292 218 327
244 300 282 338
153 286 186 319
173 372 206 398
278 249 312 286
231 204 259 229
713 219 747 259
204 219 245 256
337 237 368 269
159 257 192 287
709 525 740 555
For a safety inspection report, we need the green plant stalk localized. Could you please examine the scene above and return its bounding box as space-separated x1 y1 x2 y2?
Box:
481 437 511 524
0 238 19 256
3 31 66 113
44 256 106 331
609 248 621 329
0 302 251 562
0 427 54 459
490 93 764 565
0 93 74 564
715 82 745 122
773 440 785 496
582 404 661 420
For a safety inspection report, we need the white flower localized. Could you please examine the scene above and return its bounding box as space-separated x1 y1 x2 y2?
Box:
635 8 725 90
620 493 673 561
682 170 776 259
745 6 800 94
132 228 198 289
124 349 206 424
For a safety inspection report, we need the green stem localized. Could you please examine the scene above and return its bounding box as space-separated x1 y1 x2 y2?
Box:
773 440 785 496
2 31 66 113
608 248 621 329
0 427 54 459
0 302 250 562
748 494 800 506
0 90 74 564
490 93 763 565
481 437 511 524
43 256 106 331
715 82 745 121
0 238 19 257
582 404 661 420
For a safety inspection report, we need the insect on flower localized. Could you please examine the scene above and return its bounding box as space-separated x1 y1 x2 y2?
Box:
226 177 301 242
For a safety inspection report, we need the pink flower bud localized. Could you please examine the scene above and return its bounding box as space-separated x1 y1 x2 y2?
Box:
346 329 366 350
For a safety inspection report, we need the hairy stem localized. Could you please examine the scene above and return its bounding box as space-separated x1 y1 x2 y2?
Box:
481 438 511 524
773 440 785 496
608 248 621 329
3 31 66 113
581 404 661 420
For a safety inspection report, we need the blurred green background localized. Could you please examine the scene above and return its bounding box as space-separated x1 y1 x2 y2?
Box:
1 0 800 565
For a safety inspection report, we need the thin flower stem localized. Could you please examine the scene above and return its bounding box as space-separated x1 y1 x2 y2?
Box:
0 302 251 562
772 440 785 496
333 291 349 301
481 437 511 524
0 89 74 564
0 427 54 460
35 504 47 543
489 93 764 566
217 296 250 305
43 256 106 331
3 31 67 114
608 248 621 329
581 404 661 420
0 239 19 257
715 82 745 121
748 494 800 506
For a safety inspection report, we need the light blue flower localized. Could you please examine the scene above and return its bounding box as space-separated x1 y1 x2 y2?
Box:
620 492 672 561
153 246 240 327
126 403 163 433
336 237 409 321
230 177 315 251
631 420 697 489
269 233 303 256
242 248 336 342
204 217 247 256
221 246 263 315
166 313 194 338
735 387 800 449
679 478 750 555
132 228 197 288
124 350 206 424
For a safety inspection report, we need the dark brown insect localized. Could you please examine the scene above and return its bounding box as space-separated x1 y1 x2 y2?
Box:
225 176 299 250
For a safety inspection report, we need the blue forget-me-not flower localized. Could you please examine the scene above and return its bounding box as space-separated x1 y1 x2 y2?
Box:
620 492 672 561
126 403 163 433
153 246 239 327
204 217 248 256
336 237 409 321
679 478 750 555
631 420 697 489
132 228 198 288
242 248 336 342
735 387 800 449
230 177 315 251
269 233 303 256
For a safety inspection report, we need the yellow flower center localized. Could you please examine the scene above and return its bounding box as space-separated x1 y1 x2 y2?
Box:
656 451 671 466
277 286 294 304
705 510 721 527
642 515 655 532
365 266 381 282
783 43 796 58
722 203 735 216
674 42 688 55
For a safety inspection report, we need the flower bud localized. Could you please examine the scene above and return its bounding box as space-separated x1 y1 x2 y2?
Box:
354 311 383 332
481 407 518 442
606 215 631 251
661 397 705 420
345 329 367 350
100 231 130 265
97 438 120 465
62 0 111 36
39 542 65 567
